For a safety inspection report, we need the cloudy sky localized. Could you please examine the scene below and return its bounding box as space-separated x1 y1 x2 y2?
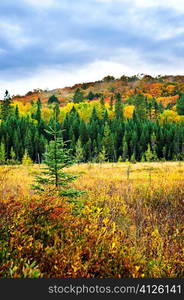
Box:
0 0 184 97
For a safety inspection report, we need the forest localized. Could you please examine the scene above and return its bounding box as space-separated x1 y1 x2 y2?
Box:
0 74 184 165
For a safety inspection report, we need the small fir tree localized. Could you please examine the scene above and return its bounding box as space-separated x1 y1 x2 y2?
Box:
176 93 184 115
145 144 154 162
33 107 82 198
22 150 33 165
98 145 106 163
1 90 12 120
7 147 18 165
130 153 136 163
118 155 123 162
122 136 128 161
75 138 84 163
0 143 6 165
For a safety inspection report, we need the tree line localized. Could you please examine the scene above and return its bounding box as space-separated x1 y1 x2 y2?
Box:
0 90 184 164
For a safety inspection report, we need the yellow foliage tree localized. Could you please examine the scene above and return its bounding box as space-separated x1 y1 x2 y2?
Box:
123 105 135 119
159 110 184 124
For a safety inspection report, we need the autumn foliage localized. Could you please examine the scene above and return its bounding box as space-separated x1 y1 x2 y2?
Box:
0 163 183 278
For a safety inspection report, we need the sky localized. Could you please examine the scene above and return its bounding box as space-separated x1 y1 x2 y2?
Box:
0 0 184 97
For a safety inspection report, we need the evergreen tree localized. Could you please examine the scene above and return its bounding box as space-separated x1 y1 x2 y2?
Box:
0 142 6 164
33 108 81 198
98 145 106 163
150 133 158 161
1 90 12 120
87 91 95 100
62 113 70 143
35 98 42 123
79 120 89 145
72 117 80 142
48 95 60 105
176 93 184 115
102 109 109 123
15 105 19 119
118 155 123 162
100 95 105 106
90 107 99 123
110 95 114 111
7 147 17 165
10 147 16 161
73 88 84 103
102 122 115 161
115 93 123 119
85 138 92 161
92 140 98 161
75 138 84 162
25 128 34 161
134 94 147 119
130 152 136 163
145 144 154 162
122 136 128 161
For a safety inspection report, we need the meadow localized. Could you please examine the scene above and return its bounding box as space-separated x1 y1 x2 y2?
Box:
0 162 183 278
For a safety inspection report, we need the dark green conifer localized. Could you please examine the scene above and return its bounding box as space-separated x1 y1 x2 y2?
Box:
33 107 82 198
1 90 12 120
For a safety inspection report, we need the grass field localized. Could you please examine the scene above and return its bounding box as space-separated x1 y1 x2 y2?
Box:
0 162 183 278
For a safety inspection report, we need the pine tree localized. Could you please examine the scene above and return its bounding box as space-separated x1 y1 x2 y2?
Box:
85 138 92 161
115 93 123 119
0 90 12 120
25 128 34 161
150 133 158 161
87 91 95 100
145 144 154 162
15 105 19 119
33 107 82 198
79 120 89 145
73 88 84 103
35 98 42 123
100 95 105 106
90 107 99 123
75 138 84 162
134 94 147 119
62 113 70 142
7 147 17 165
176 93 184 115
122 136 128 161
102 122 115 161
118 155 123 162
48 95 60 105
110 95 114 111
98 145 106 163
102 109 109 123
0 142 6 165
130 153 136 163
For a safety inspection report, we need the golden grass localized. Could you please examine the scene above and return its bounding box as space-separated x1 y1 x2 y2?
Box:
2 161 183 192
0 162 183 278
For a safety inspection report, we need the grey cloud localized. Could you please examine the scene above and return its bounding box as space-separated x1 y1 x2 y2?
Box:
0 0 184 86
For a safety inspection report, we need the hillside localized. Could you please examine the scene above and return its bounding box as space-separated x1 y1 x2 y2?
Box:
11 74 184 107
